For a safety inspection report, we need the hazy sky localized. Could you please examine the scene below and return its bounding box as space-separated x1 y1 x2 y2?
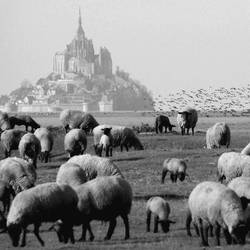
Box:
0 0 250 95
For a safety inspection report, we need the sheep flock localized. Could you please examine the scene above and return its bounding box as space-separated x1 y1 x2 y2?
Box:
0 109 250 248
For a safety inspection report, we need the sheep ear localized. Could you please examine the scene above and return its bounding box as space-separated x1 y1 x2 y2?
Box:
178 112 183 114
167 219 176 224
240 196 250 210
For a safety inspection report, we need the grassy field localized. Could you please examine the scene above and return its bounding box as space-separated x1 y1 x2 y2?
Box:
1 115 250 249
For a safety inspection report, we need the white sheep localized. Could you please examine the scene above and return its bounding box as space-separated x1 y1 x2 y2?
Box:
56 162 87 188
186 181 249 246
161 158 188 183
0 129 26 158
146 196 175 233
206 122 230 149
34 127 54 163
6 182 78 247
64 128 87 157
177 107 198 135
0 157 36 195
241 143 250 155
55 176 132 242
18 132 41 168
96 133 113 157
228 177 250 199
217 152 250 183
93 124 143 152
67 154 123 180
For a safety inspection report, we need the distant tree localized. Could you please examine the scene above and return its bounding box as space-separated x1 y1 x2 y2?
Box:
0 95 10 105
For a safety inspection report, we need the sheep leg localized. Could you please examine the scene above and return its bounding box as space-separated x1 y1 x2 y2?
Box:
146 210 151 232
192 127 194 135
121 213 130 239
33 223 44 246
223 228 232 245
109 147 112 157
104 218 117 240
214 223 221 246
87 224 94 241
198 219 209 246
78 224 87 241
193 222 200 236
185 209 192 236
20 228 27 247
203 223 209 245
105 147 109 157
209 225 213 237
153 215 159 233
187 128 190 135
161 169 168 184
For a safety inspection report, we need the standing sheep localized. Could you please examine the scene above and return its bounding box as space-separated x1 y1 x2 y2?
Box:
177 107 198 135
217 152 250 183
146 196 175 233
56 162 87 188
0 157 36 195
95 127 113 157
67 154 123 180
155 115 175 134
161 158 188 183
0 129 26 158
206 122 230 149
55 176 132 242
6 182 78 247
18 133 41 168
34 127 54 163
64 129 87 157
9 115 40 132
186 181 249 246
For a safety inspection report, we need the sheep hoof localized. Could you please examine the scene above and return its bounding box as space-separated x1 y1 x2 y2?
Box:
89 236 94 241
77 237 86 242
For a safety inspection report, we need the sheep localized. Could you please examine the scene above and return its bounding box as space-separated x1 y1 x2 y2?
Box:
64 128 87 157
228 177 250 199
95 127 113 157
186 181 249 246
67 154 123 180
177 107 198 135
0 129 26 158
56 162 87 188
241 143 250 155
161 158 188 183
93 125 143 152
6 182 78 247
8 115 40 132
0 180 15 214
217 152 250 183
0 157 36 195
34 127 54 163
155 115 176 134
55 176 132 242
146 196 175 233
0 112 12 131
79 113 99 134
206 122 230 149
18 132 41 168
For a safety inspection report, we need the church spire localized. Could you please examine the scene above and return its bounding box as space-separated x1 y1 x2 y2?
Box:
79 8 82 27
76 7 85 39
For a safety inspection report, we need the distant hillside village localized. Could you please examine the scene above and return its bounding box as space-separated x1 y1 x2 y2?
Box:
0 10 153 113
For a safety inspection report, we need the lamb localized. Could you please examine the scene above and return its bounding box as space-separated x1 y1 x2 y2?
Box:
67 154 123 180
146 196 175 233
56 162 87 188
95 127 113 157
64 128 87 157
93 125 143 152
55 176 132 242
155 115 175 134
18 132 41 168
177 107 198 135
0 180 15 214
6 182 78 247
217 152 250 183
0 129 26 158
186 181 249 246
241 143 250 155
34 127 54 163
206 122 230 149
161 158 188 183
0 157 36 195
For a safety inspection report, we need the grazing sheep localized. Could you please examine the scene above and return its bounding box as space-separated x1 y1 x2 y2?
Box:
0 129 26 158
206 122 230 149
79 113 99 134
186 181 249 246
93 125 143 152
18 133 41 168
64 129 87 157
67 154 123 180
56 176 132 242
34 128 54 163
155 115 175 134
217 152 250 183
146 196 175 233
0 112 12 131
56 162 87 188
0 157 36 195
0 180 15 214
6 182 78 247
177 107 198 135
241 143 250 156
161 158 188 183
228 177 250 199
13 115 40 132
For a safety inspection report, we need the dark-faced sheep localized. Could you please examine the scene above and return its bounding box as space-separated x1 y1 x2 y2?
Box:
155 115 175 134
13 115 40 132
79 113 99 134
177 107 198 135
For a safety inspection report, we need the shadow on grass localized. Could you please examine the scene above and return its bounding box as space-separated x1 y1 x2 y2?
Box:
114 156 145 162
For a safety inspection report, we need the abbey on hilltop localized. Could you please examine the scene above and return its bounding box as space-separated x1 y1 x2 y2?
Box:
53 9 112 78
